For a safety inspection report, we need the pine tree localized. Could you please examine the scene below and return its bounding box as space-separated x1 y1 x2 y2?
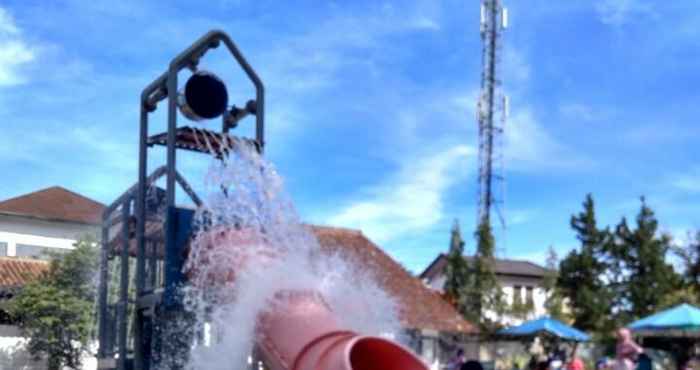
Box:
542 246 566 321
558 194 612 333
461 220 505 333
673 231 700 294
443 219 469 307
689 232 700 289
611 197 682 320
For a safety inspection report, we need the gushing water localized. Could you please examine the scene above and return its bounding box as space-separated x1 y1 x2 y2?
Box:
179 139 402 370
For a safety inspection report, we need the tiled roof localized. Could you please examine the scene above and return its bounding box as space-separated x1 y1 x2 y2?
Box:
106 220 477 333
0 186 105 225
311 226 477 334
420 253 550 281
0 257 49 288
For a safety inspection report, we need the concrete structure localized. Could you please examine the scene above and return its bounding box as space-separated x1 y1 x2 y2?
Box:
0 186 104 370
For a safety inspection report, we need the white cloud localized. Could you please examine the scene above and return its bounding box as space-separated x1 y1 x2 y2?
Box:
670 167 700 193
326 145 476 243
499 43 590 172
505 108 590 171
594 0 657 26
0 7 35 86
410 16 440 31
508 209 537 226
559 103 597 122
503 47 530 86
0 8 19 35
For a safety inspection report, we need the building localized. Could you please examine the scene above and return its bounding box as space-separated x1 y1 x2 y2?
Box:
420 252 551 326
0 186 103 259
420 249 552 366
0 186 104 369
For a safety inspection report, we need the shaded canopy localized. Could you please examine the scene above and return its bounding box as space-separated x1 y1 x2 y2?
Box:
629 303 700 337
498 317 590 342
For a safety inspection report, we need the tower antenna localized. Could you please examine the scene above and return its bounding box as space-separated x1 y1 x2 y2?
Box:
476 0 507 245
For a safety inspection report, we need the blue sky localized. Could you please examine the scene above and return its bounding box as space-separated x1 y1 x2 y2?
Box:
0 0 698 272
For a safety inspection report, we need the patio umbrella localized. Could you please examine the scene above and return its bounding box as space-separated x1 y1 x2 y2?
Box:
629 303 700 337
498 316 590 342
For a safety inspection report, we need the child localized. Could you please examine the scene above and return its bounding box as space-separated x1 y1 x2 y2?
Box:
614 328 643 370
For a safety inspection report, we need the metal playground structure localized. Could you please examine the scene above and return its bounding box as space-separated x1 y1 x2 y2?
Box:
96 30 427 370
96 30 264 370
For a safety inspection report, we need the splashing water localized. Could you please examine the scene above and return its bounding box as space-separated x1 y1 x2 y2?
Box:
180 139 402 370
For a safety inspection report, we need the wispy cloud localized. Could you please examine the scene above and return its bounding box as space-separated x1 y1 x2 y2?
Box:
594 0 657 26
505 108 591 171
559 103 597 122
623 122 700 145
669 167 700 193
326 145 475 243
503 46 531 87
0 7 35 86
508 209 538 226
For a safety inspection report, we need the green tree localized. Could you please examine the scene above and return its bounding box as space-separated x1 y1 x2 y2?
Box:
542 246 566 321
611 198 682 320
461 220 505 333
7 237 99 370
558 194 612 333
443 219 469 306
672 230 700 296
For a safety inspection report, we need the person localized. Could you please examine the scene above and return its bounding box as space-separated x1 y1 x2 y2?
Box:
596 357 610 370
536 359 552 370
449 349 466 370
614 328 643 370
567 345 585 370
551 348 566 370
635 353 651 370
462 360 485 370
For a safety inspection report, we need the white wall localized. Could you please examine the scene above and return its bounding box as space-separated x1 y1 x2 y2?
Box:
0 214 99 257
0 325 46 370
425 272 548 325
0 325 97 370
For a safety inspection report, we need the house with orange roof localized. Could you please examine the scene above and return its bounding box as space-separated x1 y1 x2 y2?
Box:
0 186 104 369
0 186 104 260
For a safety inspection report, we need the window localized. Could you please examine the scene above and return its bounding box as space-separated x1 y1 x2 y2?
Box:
0 242 7 257
526 286 534 306
15 244 66 260
513 285 523 305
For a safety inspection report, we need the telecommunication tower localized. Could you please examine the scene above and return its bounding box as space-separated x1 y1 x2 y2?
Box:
476 0 508 234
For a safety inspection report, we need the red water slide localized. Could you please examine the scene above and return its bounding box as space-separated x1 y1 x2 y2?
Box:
190 228 428 370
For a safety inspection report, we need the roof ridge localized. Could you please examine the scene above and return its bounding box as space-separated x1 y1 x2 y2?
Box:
47 186 105 206
464 254 547 266
0 186 105 224
0 186 105 207
0 256 50 264
307 224 363 235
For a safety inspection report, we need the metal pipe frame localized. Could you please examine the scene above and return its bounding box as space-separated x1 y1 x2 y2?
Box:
118 200 131 370
108 29 264 370
97 29 265 370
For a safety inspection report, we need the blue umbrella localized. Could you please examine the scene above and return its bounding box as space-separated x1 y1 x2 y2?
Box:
498 316 590 342
629 303 700 337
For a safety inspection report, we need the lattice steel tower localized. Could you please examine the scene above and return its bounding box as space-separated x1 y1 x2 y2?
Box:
476 0 508 231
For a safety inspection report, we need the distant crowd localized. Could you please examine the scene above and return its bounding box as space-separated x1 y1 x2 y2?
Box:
447 328 696 370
